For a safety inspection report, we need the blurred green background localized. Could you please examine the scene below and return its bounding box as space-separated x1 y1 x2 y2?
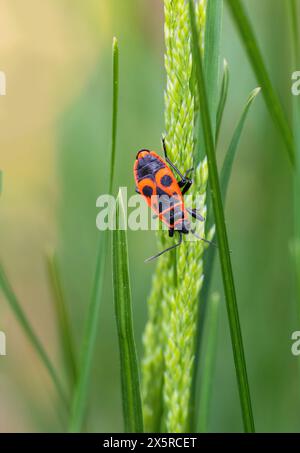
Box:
0 0 299 432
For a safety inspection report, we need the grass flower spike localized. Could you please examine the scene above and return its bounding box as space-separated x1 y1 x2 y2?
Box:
142 0 209 433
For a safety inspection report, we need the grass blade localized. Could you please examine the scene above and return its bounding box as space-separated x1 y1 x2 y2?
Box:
288 1 300 318
110 37 119 194
46 250 78 390
216 59 229 143
195 86 260 431
197 292 220 433
289 0 300 66
289 0 300 234
195 86 260 413
189 0 255 432
69 37 119 432
203 86 261 300
220 87 261 200
0 262 68 409
112 191 144 433
226 0 294 166
191 0 224 429
204 0 223 134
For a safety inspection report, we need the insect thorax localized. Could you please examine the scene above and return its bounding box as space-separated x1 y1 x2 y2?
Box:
137 155 165 180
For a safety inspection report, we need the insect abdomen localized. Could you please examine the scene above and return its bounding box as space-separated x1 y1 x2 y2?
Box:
158 197 189 233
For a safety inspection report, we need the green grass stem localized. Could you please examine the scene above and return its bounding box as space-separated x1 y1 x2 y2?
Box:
195 85 259 431
189 0 255 432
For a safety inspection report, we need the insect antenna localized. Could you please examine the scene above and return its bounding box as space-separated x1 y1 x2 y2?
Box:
191 229 217 247
145 232 183 263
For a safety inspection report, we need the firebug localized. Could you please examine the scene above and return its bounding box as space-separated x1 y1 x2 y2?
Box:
134 138 205 261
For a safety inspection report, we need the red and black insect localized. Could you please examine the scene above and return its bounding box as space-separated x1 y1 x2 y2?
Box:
134 138 204 262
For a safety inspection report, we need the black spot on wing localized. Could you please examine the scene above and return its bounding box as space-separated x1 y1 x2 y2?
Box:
161 174 173 187
142 185 153 197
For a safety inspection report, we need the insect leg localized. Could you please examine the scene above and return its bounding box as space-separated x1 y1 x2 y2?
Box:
145 232 182 263
186 207 205 221
179 168 194 192
168 228 174 237
179 180 193 195
191 229 217 247
162 137 193 194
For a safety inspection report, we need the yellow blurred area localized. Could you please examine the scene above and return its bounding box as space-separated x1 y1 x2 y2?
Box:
0 0 110 432
0 0 106 238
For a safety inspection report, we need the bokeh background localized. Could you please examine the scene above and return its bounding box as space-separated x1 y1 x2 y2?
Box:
0 0 298 432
